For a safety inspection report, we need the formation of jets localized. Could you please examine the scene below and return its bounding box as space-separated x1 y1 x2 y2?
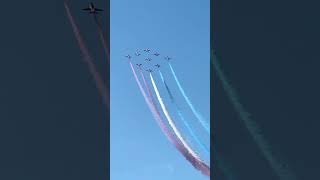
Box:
82 2 103 14
124 49 172 72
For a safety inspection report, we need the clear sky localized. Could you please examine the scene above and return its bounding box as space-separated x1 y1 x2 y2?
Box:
110 0 210 179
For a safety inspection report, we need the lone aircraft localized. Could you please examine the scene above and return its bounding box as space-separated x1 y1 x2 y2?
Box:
82 2 103 14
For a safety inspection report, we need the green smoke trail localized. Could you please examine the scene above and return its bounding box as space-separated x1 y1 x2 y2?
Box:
211 50 296 180
213 150 238 180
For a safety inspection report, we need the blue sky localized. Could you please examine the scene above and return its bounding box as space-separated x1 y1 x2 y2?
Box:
110 0 210 179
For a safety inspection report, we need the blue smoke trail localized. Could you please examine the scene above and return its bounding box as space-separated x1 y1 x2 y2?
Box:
129 61 210 176
168 63 210 134
212 51 297 180
159 71 210 155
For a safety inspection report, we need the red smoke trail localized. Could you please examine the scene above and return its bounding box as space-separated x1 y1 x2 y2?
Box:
64 0 109 106
129 61 210 177
93 15 110 63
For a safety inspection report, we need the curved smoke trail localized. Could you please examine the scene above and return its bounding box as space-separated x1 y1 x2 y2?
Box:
93 14 110 62
159 71 210 154
168 63 210 134
129 61 210 177
149 73 200 160
212 51 296 180
64 0 109 106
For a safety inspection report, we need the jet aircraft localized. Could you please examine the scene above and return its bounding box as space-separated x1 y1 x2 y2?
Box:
82 2 103 14
144 48 151 52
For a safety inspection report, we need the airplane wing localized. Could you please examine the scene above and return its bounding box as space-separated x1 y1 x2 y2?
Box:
82 8 91 11
95 8 104 11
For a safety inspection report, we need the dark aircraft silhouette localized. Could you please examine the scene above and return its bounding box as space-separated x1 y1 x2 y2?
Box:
146 69 153 73
164 56 171 61
136 64 142 67
144 48 151 52
145 58 152 61
125 55 131 59
82 2 103 14
155 64 160 68
154 52 160 56
135 51 141 56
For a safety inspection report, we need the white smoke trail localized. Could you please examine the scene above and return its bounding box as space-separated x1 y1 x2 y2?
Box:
149 73 200 160
129 62 210 176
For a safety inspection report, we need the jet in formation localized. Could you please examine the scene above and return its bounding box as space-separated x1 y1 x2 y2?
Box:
155 64 160 68
164 56 171 61
135 51 141 56
145 58 152 61
154 52 160 56
144 48 151 52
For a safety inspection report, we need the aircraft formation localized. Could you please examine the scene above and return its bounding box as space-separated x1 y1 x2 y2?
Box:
67 2 209 177
125 48 171 73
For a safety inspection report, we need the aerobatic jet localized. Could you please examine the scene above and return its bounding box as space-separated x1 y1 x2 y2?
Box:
125 55 131 59
135 51 141 56
82 2 103 14
146 69 153 73
155 64 160 68
136 64 142 67
164 56 171 61
154 52 160 56
145 58 152 61
144 48 151 52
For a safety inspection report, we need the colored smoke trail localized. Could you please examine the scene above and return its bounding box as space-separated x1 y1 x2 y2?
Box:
213 150 238 180
168 63 210 134
159 71 210 154
129 61 210 177
64 1 109 106
93 14 110 62
212 51 296 180
149 73 200 160
139 69 157 109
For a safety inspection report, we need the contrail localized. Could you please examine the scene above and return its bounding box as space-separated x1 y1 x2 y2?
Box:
213 149 238 180
212 51 296 180
64 0 109 106
168 63 210 134
129 61 210 177
149 73 201 160
93 14 110 62
159 71 210 155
